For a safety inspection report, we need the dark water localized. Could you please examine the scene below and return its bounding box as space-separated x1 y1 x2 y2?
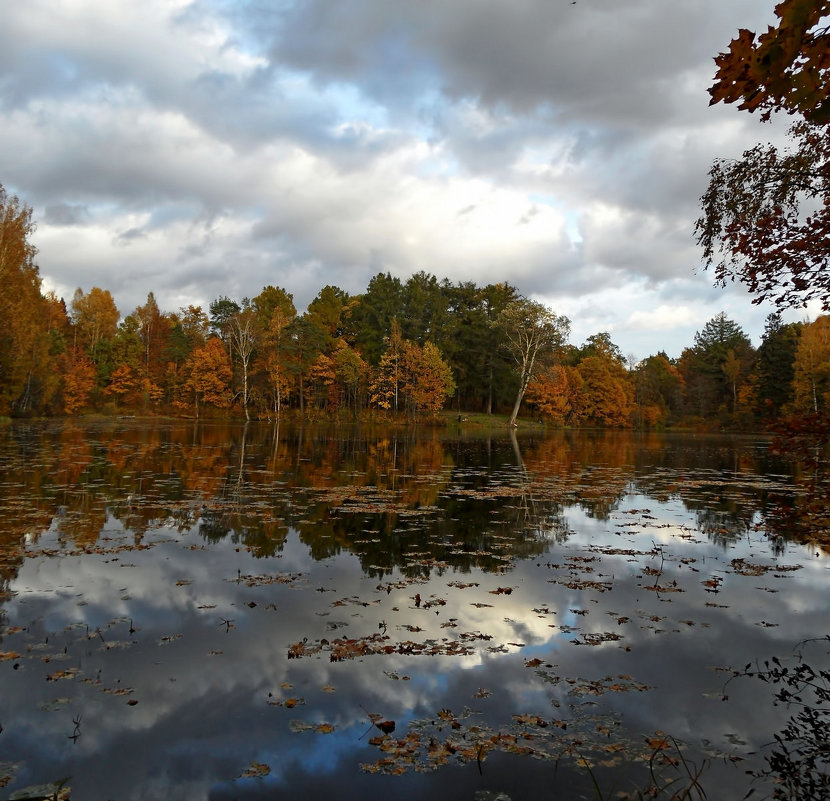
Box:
0 420 827 800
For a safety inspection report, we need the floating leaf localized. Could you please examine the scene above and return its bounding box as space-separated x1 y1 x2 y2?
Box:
237 761 271 779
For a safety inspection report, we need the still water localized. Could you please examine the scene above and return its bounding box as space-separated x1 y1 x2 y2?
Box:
0 420 827 800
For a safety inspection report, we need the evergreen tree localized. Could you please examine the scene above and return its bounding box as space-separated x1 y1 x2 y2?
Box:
680 312 756 421
351 273 404 365
756 313 801 419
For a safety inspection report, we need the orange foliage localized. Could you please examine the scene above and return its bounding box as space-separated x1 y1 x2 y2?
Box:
183 337 232 416
61 352 96 413
709 0 830 123
401 341 455 415
576 356 634 427
526 364 582 424
105 363 139 403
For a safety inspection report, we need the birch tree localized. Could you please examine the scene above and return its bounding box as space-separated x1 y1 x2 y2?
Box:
498 299 570 426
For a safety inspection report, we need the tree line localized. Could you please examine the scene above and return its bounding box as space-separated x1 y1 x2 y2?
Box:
1 183 827 428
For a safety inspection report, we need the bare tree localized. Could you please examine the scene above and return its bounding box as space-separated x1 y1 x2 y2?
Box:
498 299 570 426
229 305 256 422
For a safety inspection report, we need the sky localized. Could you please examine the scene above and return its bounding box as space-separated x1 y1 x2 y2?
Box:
0 0 815 359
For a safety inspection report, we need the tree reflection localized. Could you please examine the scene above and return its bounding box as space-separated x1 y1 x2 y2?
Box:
732 637 830 800
0 422 816 587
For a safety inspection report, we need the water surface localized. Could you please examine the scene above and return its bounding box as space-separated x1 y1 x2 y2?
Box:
0 421 826 800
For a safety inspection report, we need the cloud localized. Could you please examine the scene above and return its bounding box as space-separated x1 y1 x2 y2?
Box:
0 0 794 356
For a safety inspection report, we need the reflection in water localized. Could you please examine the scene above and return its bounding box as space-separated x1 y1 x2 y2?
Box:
0 421 826 800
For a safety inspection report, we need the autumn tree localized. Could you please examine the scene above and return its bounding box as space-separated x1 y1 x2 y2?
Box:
525 364 583 425
306 353 337 410
161 305 209 404
61 351 96 414
71 287 120 355
183 337 232 418
576 355 634 427
251 286 296 417
252 286 297 417
332 339 369 412
697 0 830 310
369 331 454 417
498 298 570 426
791 315 830 413
707 0 830 123
121 292 173 406
529 331 634 428
102 315 144 406
401 340 455 415
0 185 68 414
104 362 141 405
633 353 684 428
368 320 405 411
178 305 210 349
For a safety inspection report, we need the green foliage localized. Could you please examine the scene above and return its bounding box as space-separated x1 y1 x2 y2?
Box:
209 295 241 342
633 353 684 427
351 273 405 366
679 313 756 422
757 313 802 417
578 332 625 365
0 183 823 428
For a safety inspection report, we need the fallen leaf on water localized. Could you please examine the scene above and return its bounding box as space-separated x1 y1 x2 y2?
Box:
238 761 271 779
284 698 305 709
368 712 396 734
46 668 81 682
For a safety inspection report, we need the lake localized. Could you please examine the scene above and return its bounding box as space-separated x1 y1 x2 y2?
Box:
0 420 827 800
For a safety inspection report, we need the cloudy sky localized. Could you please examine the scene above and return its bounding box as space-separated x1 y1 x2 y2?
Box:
0 0 808 358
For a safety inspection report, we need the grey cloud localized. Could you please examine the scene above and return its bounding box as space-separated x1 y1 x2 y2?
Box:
43 202 90 226
0 0 790 358
261 0 771 122
115 226 147 244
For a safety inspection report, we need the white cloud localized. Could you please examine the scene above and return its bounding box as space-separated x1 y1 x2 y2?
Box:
627 304 699 331
0 0 801 355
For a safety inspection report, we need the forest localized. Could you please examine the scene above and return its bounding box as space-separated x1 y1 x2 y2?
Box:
1 182 827 429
